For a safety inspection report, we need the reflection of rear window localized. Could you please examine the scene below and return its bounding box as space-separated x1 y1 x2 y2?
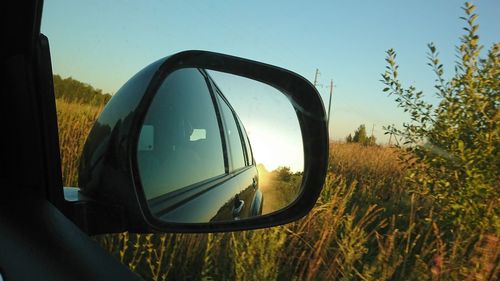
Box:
138 68 225 200
138 125 154 151
190 129 206 141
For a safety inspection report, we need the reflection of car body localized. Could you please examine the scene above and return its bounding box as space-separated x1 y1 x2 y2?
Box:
138 68 263 223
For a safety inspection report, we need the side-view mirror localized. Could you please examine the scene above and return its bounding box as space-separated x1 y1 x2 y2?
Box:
69 50 328 234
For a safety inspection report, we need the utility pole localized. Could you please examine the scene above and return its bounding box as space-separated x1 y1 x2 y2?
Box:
388 130 399 146
327 79 333 126
313 69 333 130
313 68 320 87
371 123 375 137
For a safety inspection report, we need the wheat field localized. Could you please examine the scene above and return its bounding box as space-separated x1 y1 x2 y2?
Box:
56 98 499 281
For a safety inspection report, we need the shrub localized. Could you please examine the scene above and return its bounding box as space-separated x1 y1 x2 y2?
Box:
380 2 499 234
346 124 377 146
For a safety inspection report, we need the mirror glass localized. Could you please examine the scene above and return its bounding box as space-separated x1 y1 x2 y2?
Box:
136 68 303 223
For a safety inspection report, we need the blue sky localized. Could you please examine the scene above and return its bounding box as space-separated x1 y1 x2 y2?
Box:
41 0 499 143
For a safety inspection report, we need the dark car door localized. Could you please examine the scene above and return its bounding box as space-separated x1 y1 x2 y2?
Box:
0 2 143 280
138 68 260 223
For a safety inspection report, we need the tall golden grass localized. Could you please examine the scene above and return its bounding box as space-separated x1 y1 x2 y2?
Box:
56 98 499 280
56 99 104 186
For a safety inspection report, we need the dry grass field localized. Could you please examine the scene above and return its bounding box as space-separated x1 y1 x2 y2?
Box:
56 98 499 280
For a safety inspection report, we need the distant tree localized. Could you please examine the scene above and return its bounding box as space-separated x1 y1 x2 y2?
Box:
352 124 368 144
346 133 353 143
274 166 292 182
366 135 377 146
53 74 112 106
346 124 377 145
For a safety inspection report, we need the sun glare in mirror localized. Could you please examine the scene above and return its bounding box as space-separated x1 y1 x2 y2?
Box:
208 70 304 214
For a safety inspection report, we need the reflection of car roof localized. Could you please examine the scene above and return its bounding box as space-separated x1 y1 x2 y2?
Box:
202 69 239 116
202 69 251 143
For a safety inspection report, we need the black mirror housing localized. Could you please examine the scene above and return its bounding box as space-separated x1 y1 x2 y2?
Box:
77 51 328 234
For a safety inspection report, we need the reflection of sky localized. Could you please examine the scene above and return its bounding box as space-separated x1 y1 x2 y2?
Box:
209 71 304 172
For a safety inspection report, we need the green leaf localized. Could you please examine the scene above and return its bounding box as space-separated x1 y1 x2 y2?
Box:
458 140 464 152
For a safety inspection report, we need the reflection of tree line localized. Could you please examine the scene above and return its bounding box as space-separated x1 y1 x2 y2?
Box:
53 74 112 106
271 166 302 208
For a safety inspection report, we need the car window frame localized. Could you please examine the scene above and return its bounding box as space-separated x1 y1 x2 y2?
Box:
214 90 246 171
205 72 255 168
236 114 253 166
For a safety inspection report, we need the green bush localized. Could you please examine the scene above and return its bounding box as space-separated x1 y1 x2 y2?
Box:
381 2 499 234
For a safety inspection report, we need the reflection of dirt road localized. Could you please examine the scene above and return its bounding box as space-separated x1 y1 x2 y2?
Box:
256 164 302 215
257 164 289 214
260 178 282 214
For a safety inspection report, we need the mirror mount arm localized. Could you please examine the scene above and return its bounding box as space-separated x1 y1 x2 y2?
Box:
63 198 128 235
